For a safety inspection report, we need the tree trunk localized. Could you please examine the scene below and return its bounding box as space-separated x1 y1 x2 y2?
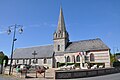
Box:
0 64 3 74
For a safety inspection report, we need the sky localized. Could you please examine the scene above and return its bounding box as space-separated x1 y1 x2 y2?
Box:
0 0 120 57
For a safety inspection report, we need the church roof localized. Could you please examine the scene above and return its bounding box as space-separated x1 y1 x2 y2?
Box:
65 38 110 52
13 45 53 59
13 38 109 59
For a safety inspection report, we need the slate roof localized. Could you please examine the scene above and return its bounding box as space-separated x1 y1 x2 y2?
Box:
13 45 53 59
65 38 109 52
13 38 109 59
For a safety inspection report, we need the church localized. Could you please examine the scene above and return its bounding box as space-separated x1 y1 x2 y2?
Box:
11 7 111 68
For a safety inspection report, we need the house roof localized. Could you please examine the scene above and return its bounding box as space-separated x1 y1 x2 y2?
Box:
13 45 53 59
65 38 109 52
13 38 109 59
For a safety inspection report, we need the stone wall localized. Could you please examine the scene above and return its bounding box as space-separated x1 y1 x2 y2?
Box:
55 68 120 79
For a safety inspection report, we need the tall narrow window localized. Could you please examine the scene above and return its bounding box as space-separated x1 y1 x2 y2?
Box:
58 45 60 51
76 55 80 62
43 58 47 64
90 53 94 61
17 59 19 63
23 59 25 64
29 59 31 64
66 56 70 62
35 59 38 64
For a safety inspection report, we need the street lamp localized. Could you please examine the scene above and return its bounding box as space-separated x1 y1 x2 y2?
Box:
7 24 23 75
32 51 37 64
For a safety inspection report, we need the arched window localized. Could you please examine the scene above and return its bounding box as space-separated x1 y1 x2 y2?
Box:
66 56 70 62
43 58 47 64
36 59 38 63
58 45 60 51
55 33 57 38
76 55 80 62
17 59 19 63
90 53 94 61
29 59 31 64
23 59 25 64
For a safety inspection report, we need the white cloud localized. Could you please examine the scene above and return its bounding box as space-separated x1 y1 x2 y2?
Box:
25 22 57 28
0 31 6 34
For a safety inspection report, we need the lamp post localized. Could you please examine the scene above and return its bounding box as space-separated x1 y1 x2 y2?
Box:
32 51 37 64
7 24 23 75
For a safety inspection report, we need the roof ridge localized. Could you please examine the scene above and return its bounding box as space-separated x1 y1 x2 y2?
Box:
16 44 53 49
70 38 101 43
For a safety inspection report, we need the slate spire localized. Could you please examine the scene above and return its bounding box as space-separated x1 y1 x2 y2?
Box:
57 6 66 32
53 6 69 40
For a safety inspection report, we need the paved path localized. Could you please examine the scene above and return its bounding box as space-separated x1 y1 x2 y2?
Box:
1 73 120 80
0 74 22 80
65 73 120 80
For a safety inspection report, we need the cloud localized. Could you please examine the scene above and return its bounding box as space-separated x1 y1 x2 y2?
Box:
0 31 6 34
25 22 57 28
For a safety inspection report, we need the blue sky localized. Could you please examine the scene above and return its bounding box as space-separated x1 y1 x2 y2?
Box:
0 0 120 56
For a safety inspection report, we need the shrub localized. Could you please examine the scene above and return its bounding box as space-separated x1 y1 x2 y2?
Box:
113 61 120 67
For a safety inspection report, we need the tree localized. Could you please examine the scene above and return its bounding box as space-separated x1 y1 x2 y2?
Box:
110 53 116 67
0 51 4 74
3 55 8 67
0 51 8 74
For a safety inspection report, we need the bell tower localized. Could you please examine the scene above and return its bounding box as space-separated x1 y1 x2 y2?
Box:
53 7 69 52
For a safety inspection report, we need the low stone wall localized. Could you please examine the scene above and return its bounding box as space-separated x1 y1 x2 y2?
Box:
55 67 120 79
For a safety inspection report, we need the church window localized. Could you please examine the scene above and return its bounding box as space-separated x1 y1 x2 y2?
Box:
55 33 57 38
76 55 80 62
66 56 70 62
90 53 94 61
23 59 25 64
36 59 38 63
16 60 18 63
85 56 89 62
29 59 31 64
58 30 61 37
43 58 47 64
58 45 60 51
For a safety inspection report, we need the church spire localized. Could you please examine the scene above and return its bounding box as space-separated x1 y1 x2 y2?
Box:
57 6 66 32
53 6 69 40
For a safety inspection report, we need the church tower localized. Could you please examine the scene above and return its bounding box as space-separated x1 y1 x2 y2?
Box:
53 7 69 52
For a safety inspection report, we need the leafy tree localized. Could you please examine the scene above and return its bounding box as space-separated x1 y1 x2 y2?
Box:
3 55 8 67
0 51 4 64
110 53 117 66
0 51 8 74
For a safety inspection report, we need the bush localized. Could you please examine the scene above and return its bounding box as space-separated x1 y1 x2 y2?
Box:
57 63 65 67
75 63 80 67
66 63 74 66
113 61 120 67
57 62 80 67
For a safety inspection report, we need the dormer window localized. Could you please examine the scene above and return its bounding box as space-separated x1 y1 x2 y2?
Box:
58 30 61 38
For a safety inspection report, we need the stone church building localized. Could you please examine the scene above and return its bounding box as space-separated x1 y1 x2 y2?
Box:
11 7 111 68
